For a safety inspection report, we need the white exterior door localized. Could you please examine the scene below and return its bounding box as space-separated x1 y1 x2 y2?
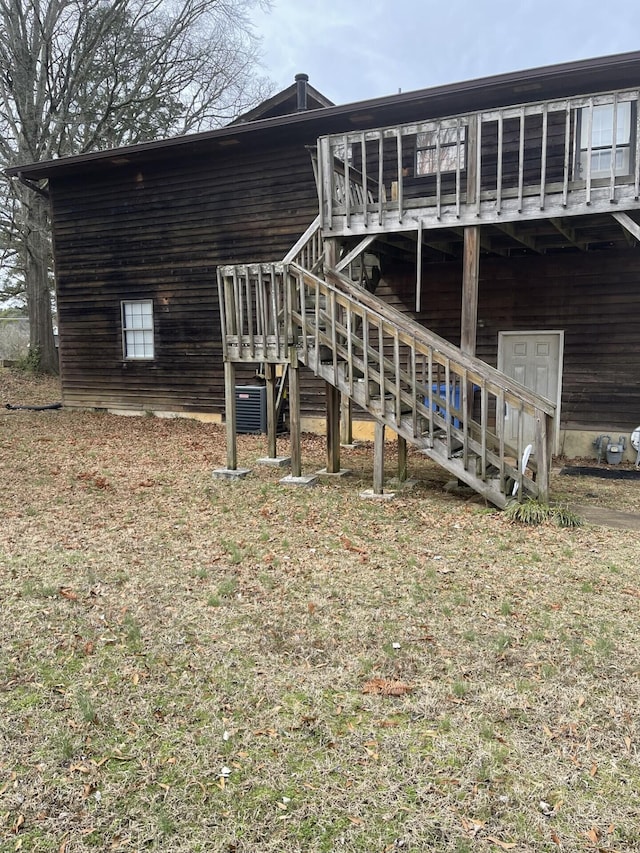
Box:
498 331 564 453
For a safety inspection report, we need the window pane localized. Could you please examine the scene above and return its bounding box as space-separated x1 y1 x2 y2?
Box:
122 300 154 359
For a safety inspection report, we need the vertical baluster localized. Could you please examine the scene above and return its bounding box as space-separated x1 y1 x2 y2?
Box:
218 271 228 360
270 265 280 358
585 98 594 205
314 278 320 366
411 337 418 439
347 303 353 397
540 103 548 210
396 130 404 224
256 266 265 352
435 121 442 220
299 269 308 364
394 329 401 424
476 114 482 217
378 130 384 226
635 93 640 200
361 131 368 228
609 92 618 203
331 289 338 387
497 390 505 494
416 219 423 313
516 400 525 498
233 268 243 348
517 107 525 213
480 384 487 480
343 133 351 228
461 368 468 469
427 349 434 444
246 269 255 361
444 359 451 452
378 322 385 404
317 138 325 230
455 118 462 218
496 112 503 215
363 311 370 407
562 102 571 208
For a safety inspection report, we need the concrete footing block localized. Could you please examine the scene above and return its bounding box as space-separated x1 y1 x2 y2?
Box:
212 467 252 480
279 474 318 487
316 468 352 478
359 488 396 501
256 456 291 468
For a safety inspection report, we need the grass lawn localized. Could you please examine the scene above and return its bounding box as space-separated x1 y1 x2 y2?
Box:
1 369 639 852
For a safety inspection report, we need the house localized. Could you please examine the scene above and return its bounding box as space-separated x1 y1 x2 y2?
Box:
6 52 640 504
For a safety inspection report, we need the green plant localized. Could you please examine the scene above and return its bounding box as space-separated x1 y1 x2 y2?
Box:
504 498 582 527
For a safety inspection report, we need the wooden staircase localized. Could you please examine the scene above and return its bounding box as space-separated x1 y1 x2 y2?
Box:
217 222 556 508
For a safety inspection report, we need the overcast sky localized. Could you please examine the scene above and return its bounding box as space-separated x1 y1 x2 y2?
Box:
252 0 640 105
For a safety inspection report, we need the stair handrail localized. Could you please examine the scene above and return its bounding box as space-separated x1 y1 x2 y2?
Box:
297 261 555 417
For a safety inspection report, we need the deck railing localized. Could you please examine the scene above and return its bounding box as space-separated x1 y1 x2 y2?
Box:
317 89 640 233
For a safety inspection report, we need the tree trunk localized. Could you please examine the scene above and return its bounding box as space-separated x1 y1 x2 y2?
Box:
24 191 58 373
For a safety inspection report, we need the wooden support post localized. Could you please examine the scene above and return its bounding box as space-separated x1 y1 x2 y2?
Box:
373 421 385 495
461 225 480 356
323 237 339 273
265 362 277 459
326 381 341 473
397 435 408 482
224 361 237 470
288 347 302 478
461 225 480 433
340 394 353 445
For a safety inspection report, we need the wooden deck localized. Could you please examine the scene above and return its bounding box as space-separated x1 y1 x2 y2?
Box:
317 89 640 236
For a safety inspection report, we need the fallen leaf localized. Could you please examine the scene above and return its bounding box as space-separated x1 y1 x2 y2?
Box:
362 678 413 696
487 837 517 850
551 831 561 846
340 536 367 555
59 587 78 601
347 815 364 826
585 826 599 844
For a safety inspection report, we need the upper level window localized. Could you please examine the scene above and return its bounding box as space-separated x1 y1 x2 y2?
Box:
578 101 633 179
416 126 466 176
122 300 154 360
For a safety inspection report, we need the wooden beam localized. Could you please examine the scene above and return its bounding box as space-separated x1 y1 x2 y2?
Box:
326 381 341 473
265 362 277 458
397 435 408 482
373 421 385 495
340 394 353 445
495 222 542 253
335 235 377 272
461 226 480 356
224 361 237 470
612 211 640 243
288 347 302 477
549 217 587 250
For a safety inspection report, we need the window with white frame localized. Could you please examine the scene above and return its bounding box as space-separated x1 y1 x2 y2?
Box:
122 300 154 360
578 101 633 179
416 126 466 176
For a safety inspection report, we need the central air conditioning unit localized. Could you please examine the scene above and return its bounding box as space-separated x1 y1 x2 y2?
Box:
235 385 287 435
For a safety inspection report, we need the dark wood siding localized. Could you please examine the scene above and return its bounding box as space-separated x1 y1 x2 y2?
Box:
378 247 640 431
51 139 320 413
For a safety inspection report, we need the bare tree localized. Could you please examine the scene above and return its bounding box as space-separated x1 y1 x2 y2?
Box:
0 0 271 372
